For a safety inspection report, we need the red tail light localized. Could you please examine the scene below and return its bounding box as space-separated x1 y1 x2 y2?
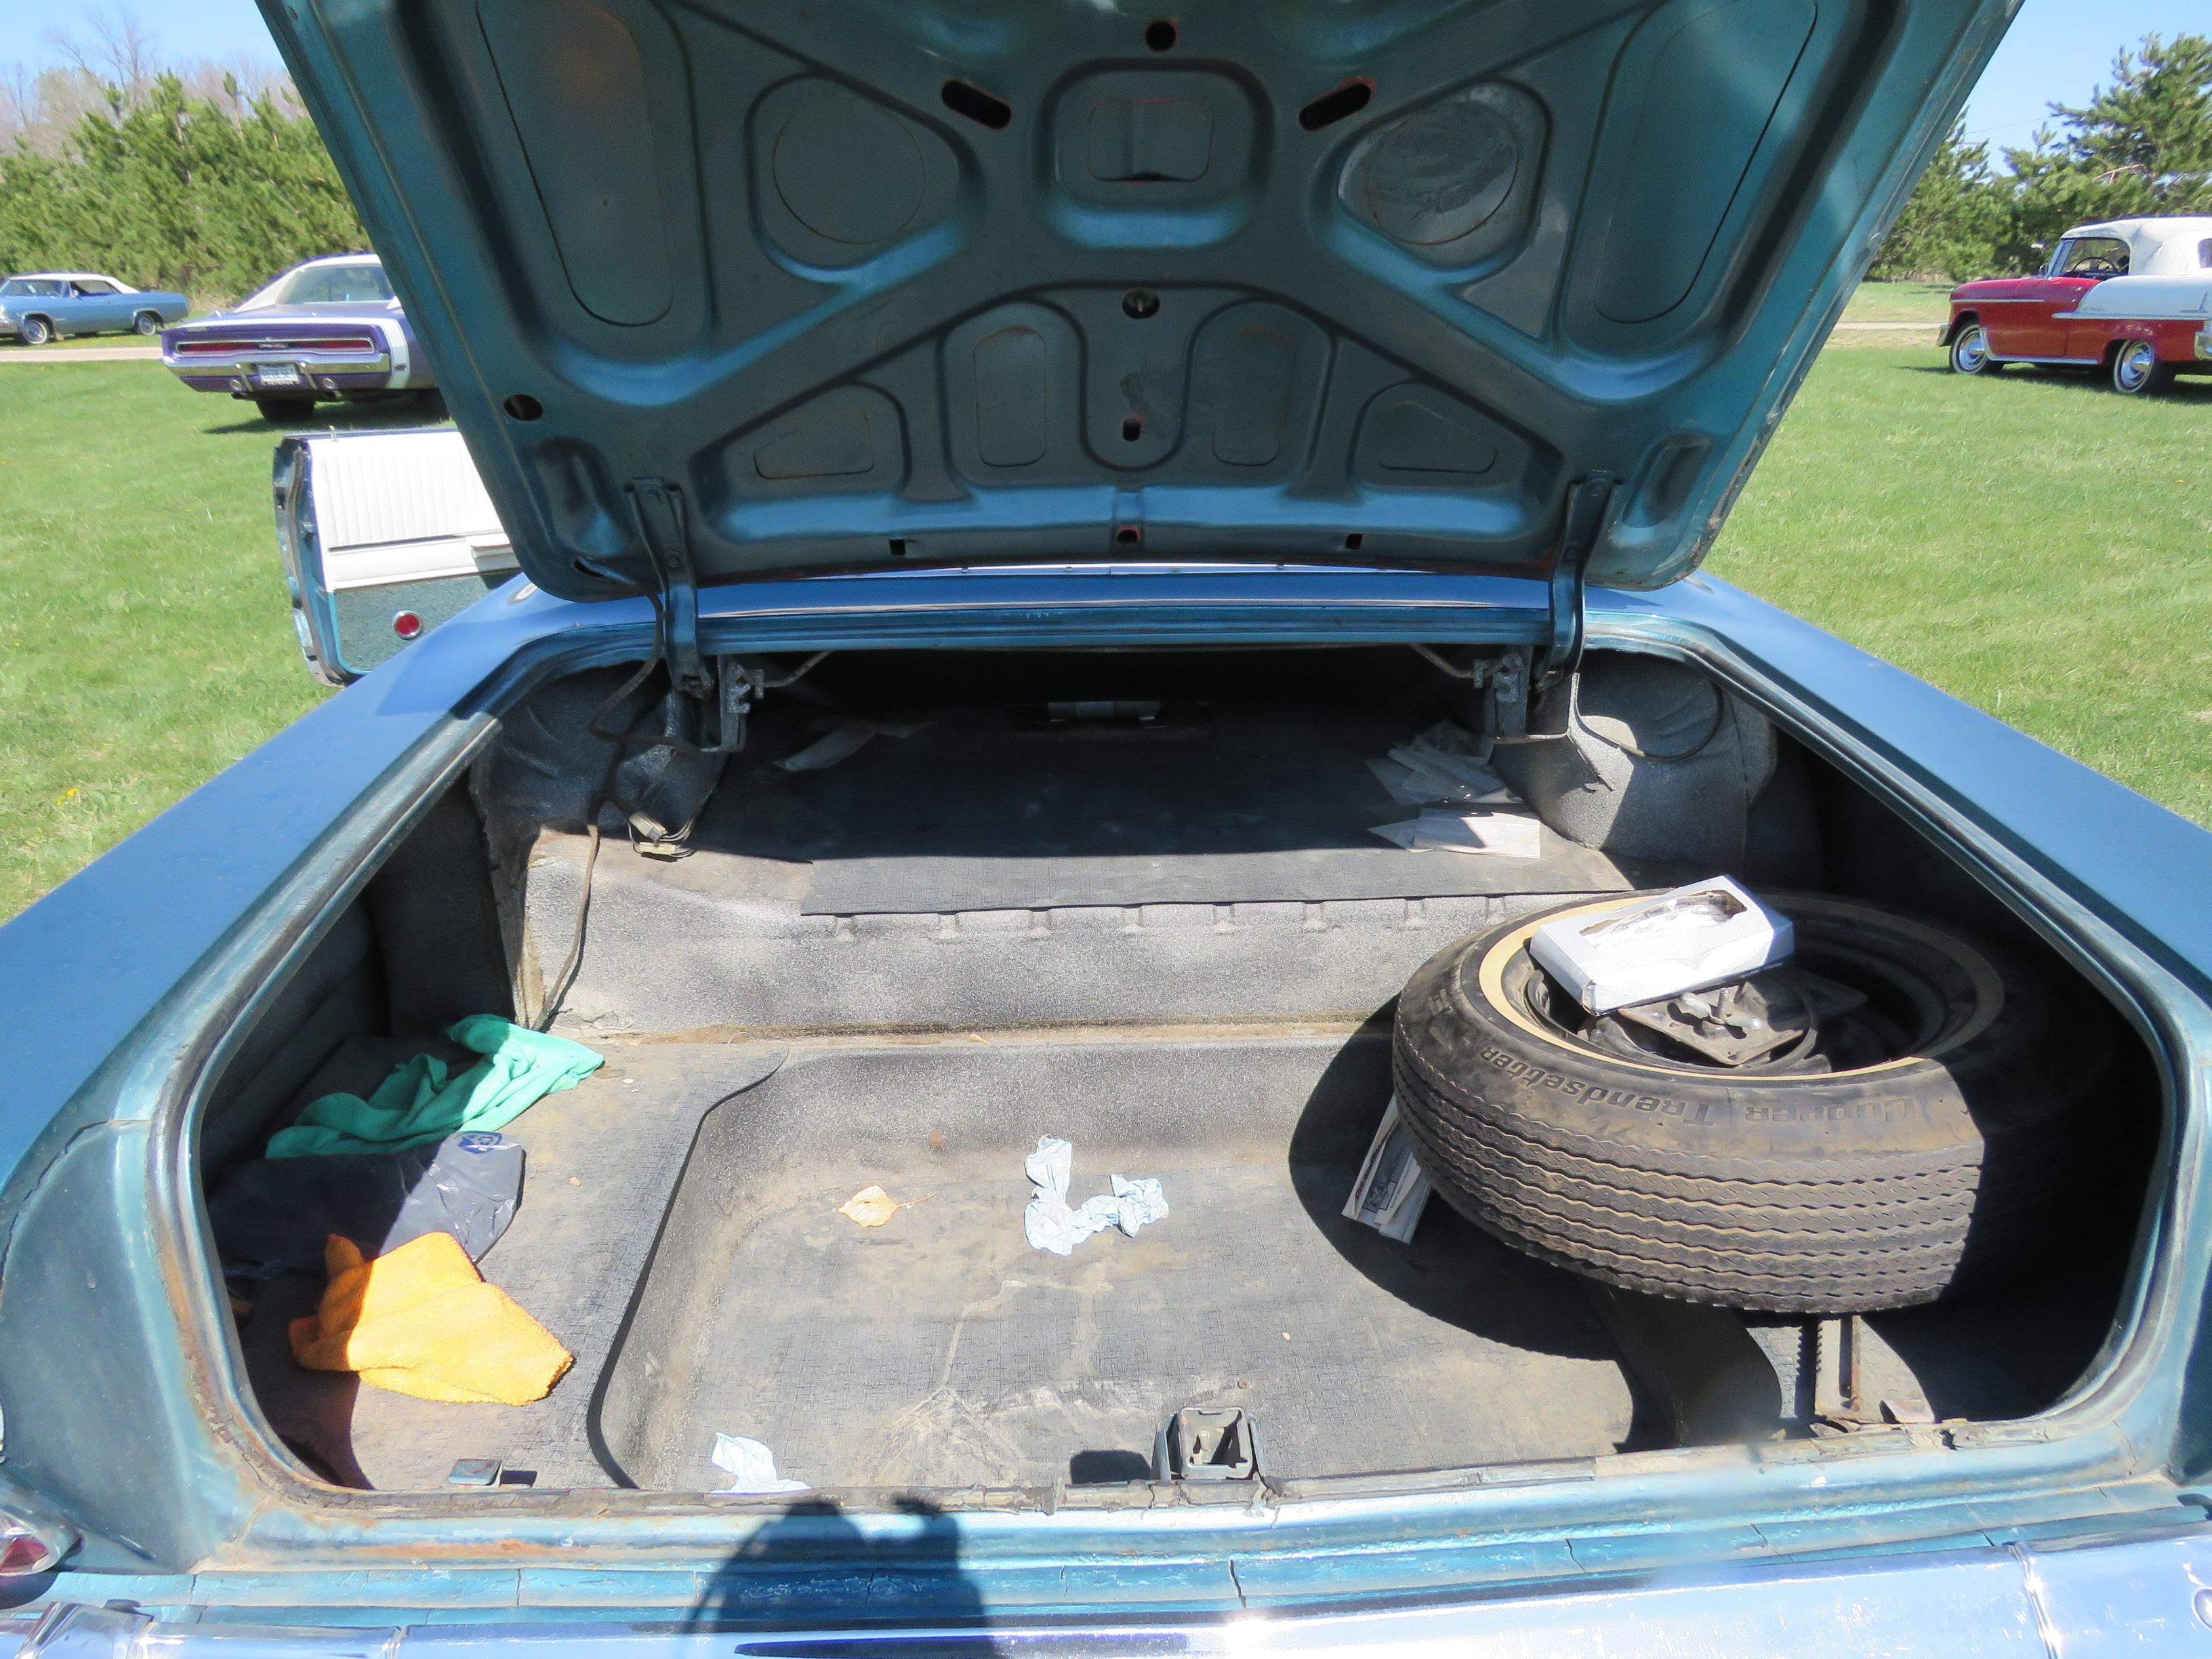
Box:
0 1513 68 1577
175 335 378 356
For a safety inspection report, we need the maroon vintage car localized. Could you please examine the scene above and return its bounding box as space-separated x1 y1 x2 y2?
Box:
1942 216 2212 395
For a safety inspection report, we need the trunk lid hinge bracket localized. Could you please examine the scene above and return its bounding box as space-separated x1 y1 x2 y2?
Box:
627 478 754 754
630 477 709 703
1540 471 1616 693
1489 472 1615 745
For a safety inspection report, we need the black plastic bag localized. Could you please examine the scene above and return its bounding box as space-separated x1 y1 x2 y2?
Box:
210 1130 525 1278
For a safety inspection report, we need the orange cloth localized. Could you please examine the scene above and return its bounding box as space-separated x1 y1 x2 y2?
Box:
288 1233 572 1406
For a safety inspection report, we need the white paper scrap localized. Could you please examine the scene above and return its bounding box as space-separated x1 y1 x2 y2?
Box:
1368 755 1516 809
1414 810 1541 857
713 1433 809 1494
1391 735 1511 795
1414 719 1485 753
1371 809 1540 858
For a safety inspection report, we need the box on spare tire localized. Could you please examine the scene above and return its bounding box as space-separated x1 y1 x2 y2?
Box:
1393 889 2115 1313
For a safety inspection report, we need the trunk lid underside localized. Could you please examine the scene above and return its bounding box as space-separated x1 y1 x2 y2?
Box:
266 0 2009 600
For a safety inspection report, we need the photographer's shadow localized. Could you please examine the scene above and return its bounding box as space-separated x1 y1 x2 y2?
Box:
687 1496 995 1648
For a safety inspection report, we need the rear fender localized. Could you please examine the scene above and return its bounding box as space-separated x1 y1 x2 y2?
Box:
2094 327 2191 367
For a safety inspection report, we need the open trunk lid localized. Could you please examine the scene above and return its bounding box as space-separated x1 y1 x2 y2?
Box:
261 0 2011 604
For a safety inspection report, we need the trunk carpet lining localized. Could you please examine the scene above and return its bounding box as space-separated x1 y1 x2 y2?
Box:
232 1031 2093 1494
648 1158 1635 1489
239 1031 1643 1491
684 707 1640 914
237 1040 790 1490
515 705 1653 1034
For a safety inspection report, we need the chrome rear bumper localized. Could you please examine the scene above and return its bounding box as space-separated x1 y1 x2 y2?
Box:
7 1523 2212 1659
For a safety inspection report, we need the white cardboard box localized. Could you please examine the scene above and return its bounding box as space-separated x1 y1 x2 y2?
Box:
1529 878 1793 1013
1341 1095 1432 1244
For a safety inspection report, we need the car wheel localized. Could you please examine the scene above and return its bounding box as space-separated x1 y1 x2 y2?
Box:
17 315 52 347
253 396 317 424
1947 323 1996 375
1391 893 2116 1313
2109 340 2175 396
132 310 162 336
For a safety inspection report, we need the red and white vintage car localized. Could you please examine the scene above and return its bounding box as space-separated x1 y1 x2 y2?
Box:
1944 215 2212 394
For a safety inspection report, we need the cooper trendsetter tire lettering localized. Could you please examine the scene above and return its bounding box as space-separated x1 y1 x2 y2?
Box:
1393 893 2115 1312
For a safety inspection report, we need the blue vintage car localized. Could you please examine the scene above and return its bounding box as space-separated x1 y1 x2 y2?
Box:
0 272 188 344
5 0 2212 1652
160 253 438 423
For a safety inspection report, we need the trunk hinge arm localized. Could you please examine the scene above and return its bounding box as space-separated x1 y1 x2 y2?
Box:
1538 471 1616 693
629 478 709 703
1486 472 1614 747
626 478 755 754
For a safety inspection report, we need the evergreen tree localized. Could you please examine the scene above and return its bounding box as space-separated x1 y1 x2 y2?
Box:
2001 33 2212 268
0 68 366 307
2051 33 2212 209
1870 121 2006 280
1872 32 2212 280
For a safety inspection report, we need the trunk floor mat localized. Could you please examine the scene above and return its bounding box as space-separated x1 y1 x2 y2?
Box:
644 1160 1639 1490
228 1030 2100 1494
237 1039 789 1491
237 1031 1639 1492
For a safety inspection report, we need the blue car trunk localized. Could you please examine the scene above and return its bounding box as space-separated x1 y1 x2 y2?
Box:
190 644 2154 1498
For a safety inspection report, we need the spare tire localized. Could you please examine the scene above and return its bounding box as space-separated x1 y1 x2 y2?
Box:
1393 893 2115 1313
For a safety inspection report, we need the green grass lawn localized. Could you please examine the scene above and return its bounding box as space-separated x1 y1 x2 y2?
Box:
0 334 2207 922
0 366 333 918
1841 280 1954 325
1709 348 2212 825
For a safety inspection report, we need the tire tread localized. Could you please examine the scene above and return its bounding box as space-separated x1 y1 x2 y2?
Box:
1393 897 2110 1312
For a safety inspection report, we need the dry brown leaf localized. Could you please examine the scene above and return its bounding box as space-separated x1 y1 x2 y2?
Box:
839 1185 903 1227
836 1185 936 1228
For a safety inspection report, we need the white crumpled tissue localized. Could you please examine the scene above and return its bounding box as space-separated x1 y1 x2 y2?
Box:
713 1433 808 1494
1022 1135 1168 1256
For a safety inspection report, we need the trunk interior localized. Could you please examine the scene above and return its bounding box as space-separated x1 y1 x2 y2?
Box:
194 646 2157 1496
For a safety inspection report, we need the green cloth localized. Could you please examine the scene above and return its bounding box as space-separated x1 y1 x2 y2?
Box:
267 1016 604 1160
